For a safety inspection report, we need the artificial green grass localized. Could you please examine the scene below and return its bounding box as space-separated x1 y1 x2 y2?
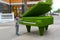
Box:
19 0 53 36
22 2 51 17
19 16 53 26
46 0 52 5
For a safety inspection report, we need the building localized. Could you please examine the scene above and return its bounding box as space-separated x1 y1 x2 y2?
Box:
0 3 4 12
0 0 43 17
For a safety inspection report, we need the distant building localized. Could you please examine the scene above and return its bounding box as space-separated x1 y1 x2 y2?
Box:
0 0 43 17
0 3 4 12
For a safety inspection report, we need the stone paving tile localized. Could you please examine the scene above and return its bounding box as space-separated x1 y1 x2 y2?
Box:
0 16 60 40
12 16 60 40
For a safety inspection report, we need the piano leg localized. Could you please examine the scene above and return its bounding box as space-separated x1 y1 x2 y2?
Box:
26 25 31 32
38 27 44 36
45 25 48 31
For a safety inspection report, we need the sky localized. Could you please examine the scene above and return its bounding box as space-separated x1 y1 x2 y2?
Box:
52 0 60 11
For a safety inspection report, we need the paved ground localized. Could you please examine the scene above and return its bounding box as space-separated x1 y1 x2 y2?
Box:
0 16 60 40
0 21 16 40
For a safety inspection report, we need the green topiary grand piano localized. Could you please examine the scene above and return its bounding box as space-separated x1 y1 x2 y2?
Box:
19 0 53 36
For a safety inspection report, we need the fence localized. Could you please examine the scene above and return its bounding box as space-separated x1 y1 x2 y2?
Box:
0 12 14 23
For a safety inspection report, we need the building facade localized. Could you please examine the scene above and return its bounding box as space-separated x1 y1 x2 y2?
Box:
0 0 42 17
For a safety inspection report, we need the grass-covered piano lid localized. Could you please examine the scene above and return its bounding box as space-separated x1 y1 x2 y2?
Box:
19 0 53 36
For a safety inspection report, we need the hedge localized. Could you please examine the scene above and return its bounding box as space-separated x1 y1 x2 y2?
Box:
22 1 52 17
46 0 52 5
19 16 53 26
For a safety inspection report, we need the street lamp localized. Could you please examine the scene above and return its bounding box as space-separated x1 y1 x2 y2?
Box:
22 0 27 13
24 0 27 12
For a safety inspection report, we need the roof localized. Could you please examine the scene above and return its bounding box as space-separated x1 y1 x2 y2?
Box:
0 0 43 5
0 1 39 5
3 0 22 3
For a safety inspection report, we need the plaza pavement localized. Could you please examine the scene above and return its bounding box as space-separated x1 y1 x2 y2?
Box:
0 16 60 40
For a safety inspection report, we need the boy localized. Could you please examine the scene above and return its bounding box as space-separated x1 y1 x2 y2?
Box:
15 16 20 36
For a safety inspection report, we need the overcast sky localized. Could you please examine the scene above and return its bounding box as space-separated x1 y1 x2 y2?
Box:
52 0 60 11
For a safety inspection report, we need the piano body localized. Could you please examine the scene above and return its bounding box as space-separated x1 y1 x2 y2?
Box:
19 0 53 36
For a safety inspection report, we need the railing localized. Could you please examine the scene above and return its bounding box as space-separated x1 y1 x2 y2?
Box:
0 12 14 23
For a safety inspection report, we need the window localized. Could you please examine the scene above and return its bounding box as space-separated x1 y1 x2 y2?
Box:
3 5 8 13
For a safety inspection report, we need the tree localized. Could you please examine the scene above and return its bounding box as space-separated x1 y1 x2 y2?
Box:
54 9 60 13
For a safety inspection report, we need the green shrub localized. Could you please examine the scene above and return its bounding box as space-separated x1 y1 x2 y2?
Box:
46 0 52 5
22 2 52 17
3 10 8 13
19 0 53 35
19 16 53 26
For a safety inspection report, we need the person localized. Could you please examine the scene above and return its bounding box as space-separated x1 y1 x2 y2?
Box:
15 16 20 36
